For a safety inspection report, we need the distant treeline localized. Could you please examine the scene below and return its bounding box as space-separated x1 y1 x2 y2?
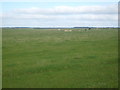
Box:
74 27 95 28
1 27 118 29
73 27 118 29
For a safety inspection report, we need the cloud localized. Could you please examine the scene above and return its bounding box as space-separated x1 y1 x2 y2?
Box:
3 14 117 21
2 4 118 27
14 5 117 15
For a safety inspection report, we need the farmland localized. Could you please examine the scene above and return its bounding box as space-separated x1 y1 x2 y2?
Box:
2 28 118 88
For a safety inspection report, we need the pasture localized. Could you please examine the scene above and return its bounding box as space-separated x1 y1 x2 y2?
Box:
2 28 118 88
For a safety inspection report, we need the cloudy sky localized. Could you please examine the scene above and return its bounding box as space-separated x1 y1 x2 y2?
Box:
0 0 119 27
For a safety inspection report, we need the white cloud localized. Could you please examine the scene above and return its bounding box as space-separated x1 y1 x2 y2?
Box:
14 5 117 15
2 4 118 27
3 14 117 21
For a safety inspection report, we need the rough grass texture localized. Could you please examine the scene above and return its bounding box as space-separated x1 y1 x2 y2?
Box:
2 28 118 88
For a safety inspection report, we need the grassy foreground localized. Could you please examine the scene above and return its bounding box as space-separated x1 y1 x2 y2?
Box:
2 28 118 88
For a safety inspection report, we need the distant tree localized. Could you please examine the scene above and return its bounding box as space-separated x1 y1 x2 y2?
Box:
88 28 91 30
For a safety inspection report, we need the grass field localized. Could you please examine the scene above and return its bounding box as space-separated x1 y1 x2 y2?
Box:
2 28 118 88
0 29 2 89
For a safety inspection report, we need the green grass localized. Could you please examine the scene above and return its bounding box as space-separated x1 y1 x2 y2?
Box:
2 28 118 88
0 29 2 89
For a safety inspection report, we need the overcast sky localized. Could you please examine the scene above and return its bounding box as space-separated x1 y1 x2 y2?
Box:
0 0 119 27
